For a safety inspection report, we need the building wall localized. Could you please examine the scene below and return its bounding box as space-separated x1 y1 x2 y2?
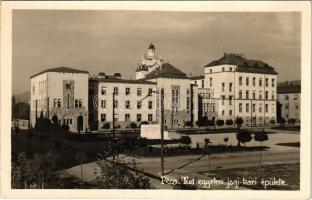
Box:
277 93 301 122
30 72 89 132
96 82 157 129
204 64 277 126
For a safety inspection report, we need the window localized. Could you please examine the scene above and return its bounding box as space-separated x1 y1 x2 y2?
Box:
194 81 197 86
239 76 242 86
210 69 212 73
272 78 275 87
125 100 130 109
229 96 233 105
265 104 268 113
137 114 142 122
222 83 225 92
259 78 262 86
101 114 106 122
125 114 130 121
265 78 268 87
259 91 262 100
259 105 262 113
125 87 130 95
148 114 153 122
65 83 71 89
137 101 142 109
295 103 299 109
252 91 256 99
101 100 106 109
186 89 190 111
239 90 242 99
246 103 249 112
246 77 249 86
285 95 289 100
148 88 153 95
148 101 153 109
210 78 212 87
221 95 225 105
32 85 35 95
252 104 256 112
79 99 82 108
229 67 233 72
113 87 118 95
229 83 233 92
101 87 106 95
222 67 225 72
265 91 268 100
70 119 72 124
222 110 225 116
246 90 249 99
201 80 204 88
253 77 256 86
137 88 142 96
57 99 61 107
239 103 242 112
272 93 275 100
54 99 57 108
113 100 118 108
229 110 233 116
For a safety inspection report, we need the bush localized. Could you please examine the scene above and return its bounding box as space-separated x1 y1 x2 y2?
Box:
277 117 286 126
102 123 110 129
141 121 149 125
196 120 204 127
61 124 69 132
207 120 214 127
288 118 296 124
226 119 234 126
236 131 252 147
269 119 276 125
129 122 138 129
216 119 224 127
184 121 192 127
179 136 192 146
235 117 244 129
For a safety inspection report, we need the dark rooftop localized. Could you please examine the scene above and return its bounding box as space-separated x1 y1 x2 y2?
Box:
145 62 188 79
90 77 156 85
30 66 89 78
190 75 205 80
277 80 301 94
205 53 278 75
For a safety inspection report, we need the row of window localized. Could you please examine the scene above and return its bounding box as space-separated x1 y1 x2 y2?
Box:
208 67 234 74
239 77 275 87
100 113 153 122
101 87 154 96
101 100 153 109
238 90 275 100
238 103 274 113
32 80 47 95
52 99 83 108
194 80 205 88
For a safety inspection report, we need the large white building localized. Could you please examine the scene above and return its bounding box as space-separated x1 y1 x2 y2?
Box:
30 67 89 132
203 53 278 126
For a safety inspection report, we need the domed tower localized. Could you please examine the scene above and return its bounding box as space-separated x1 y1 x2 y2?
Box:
147 43 155 58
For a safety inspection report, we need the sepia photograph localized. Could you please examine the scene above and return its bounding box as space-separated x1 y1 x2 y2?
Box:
1 1 311 199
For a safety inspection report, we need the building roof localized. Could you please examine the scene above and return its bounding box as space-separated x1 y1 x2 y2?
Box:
204 53 278 75
148 43 155 50
277 81 301 94
30 66 89 78
90 77 156 85
190 75 205 80
145 62 188 79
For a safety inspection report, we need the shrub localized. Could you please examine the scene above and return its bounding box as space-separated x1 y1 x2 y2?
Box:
235 117 244 129
179 136 192 146
196 120 204 127
102 123 110 129
226 119 234 126
277 117 286 126
254 132 269 145
129 122 137 129
184 121 192 127
216 119 225 127
236 131 252 147
141 121 149 125
269 119 276 125
288 118 296 124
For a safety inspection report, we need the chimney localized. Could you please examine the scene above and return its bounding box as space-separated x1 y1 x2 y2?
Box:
98 72 106 79
114 73 121 79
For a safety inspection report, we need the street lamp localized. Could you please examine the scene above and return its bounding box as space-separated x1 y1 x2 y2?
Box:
112 91 116 160
139 88 165 176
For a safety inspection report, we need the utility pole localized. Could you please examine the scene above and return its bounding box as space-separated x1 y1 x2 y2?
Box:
112 92 116 160
35 99 38 134
160 88 164 176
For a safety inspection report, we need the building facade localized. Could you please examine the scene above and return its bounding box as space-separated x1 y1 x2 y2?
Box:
30 67 89 132
277 80 301 123
203 53 278 126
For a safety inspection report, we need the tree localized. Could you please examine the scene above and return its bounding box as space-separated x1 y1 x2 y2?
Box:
129 122 138 129
184 121 192 127
269 119 276 125
226 119 234 126
75 152 88 181
224 137 229 146
235 117 244 129
102 122 110 129
216 119 224 127
179 136 192 152
254 131 269 168
277 117 286 126
236 131 252 147
196 120 204 127
288 118 296 125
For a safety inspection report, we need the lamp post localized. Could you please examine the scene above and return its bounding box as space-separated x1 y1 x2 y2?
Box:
112 92 116 160
139 88 165 176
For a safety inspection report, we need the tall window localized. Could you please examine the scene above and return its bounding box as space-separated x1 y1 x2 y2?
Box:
125 114 130 121
229 96 233 105
148 88 153 95
125 100 130 109
201 80 204 88
272 93 275 100
239 103 242 113
113 87 118 95
253 77 256 86
101 87 106 95
252 104 256 112
101 100 106 109
137 114 142 122
265 91 268 100
246 90 249 99
222 110 225 116
239 76 242 86
229 110 233 116
137 101 142 109
113 100 118 109
259 105 262 113
246 77 249 86
239 90 242 99
252 91 256 99
285 95 289 100
246 103 249 112
57 99 61 107
265 104 268 113
265 78 269 87
137 88 142 96
172 86 180 113
221 95 225 105
229 67 233 72
222 67 225 72
32 84 35 95
148 114 153 122
209 77 212 87
210 69 212 73
186 89 190 111
259 91 262 100
272 78 275 87
101 114 106 122
259 78 262 86
222 83 225 92
229 83 233 92
79 99 82 108
54 99 57 108
125 87 130 95
148 101 153 109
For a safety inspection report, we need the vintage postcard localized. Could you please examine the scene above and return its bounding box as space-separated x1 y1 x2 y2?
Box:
0 1 311 199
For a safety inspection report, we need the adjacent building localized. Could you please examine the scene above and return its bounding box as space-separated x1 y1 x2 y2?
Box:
30 67 89 132
277 80 301 123
203 53 278 126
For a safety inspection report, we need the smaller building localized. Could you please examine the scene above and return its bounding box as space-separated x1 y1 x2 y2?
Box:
277 80 301 123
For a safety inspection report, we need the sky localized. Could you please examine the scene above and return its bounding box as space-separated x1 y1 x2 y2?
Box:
13 10 301 95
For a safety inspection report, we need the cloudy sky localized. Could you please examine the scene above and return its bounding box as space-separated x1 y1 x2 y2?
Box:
13 10 301 95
